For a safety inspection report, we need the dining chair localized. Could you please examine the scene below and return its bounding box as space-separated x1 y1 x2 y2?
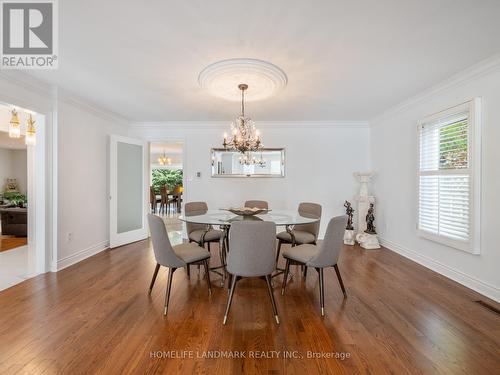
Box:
275 202 322 276
223 221 280 325
147 214 212 315
185 202 224 277
159 185 168 214
150 186 160 213
281 215 347 316
172 185 183 213
244 200 269 209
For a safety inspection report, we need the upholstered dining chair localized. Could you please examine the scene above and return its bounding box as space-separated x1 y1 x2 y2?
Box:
223 221 280 325
185 202 224 277
147 214 212 315
244 200 269 209
159 185 168 214
275 202 322 275
281 215 347 316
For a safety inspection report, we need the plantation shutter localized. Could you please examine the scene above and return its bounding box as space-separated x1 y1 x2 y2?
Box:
418 111 471 244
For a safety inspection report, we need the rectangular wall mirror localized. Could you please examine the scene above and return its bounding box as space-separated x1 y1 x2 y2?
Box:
211 148 285 177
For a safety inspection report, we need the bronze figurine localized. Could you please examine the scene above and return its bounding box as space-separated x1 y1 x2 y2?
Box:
365 203 376 234
344 200 354 230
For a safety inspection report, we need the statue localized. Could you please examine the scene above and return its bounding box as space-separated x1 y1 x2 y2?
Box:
365 203 376 234
343 200 355 246
356 202 380 249
344 201 354 230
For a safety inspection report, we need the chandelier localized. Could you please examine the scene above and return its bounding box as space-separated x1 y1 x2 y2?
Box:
222 84 262 154
239 152 266 167
7 109 37 145
157 150 171 166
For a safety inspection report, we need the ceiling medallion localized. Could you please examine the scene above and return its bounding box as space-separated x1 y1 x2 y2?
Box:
198 58 287 102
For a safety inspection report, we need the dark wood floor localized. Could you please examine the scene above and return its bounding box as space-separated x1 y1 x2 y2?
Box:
0 240 499 374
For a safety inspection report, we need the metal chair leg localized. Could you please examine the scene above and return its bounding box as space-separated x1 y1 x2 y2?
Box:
164 267 176 316
203 259 212 296
148 263 160 294
319 268 325 316
265 275 280 324
275 240 282 266
333 264 347 297
186 265 190 279
303 266 308 278
281 259 290 295
207 242 211 252
223 274 237 325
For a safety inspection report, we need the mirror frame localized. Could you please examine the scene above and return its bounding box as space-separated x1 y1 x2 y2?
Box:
210 148 285 178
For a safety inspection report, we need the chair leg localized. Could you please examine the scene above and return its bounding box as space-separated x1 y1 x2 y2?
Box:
281 259 290 295
223 274 237 325
164 267 176 316
275 240 282 266
303 266 308 278
265 275 280 324
319 268 325 316
203 259 212 296
148 263 160 294
207 242 211 252
186 265 190 279
333 264 347 297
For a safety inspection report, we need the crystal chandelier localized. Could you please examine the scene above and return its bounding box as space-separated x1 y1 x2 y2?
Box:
25 114 36 146
239 152 266 167
223 84 262 154
9 109 21 138
157 150 171 165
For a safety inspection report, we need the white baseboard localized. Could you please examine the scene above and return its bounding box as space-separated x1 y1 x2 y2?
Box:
380 237 500 303
57 240 109 271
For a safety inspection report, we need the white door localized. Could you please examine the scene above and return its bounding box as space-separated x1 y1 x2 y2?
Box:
109 135 148 248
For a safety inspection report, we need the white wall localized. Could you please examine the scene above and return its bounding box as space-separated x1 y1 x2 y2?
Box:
130 122 370 237
370 59 500 301
56 97 128 269
0 148 27 195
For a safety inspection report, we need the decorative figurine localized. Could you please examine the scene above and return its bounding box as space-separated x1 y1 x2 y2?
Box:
356 202 380 249
365 203 376 234
343 200 356 246
344 200 354 230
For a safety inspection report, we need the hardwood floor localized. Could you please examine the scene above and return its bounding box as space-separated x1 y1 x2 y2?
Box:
0 240 499 374
0 236 27 252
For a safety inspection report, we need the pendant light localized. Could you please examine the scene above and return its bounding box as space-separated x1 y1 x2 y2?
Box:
25 114 36 146
9 109 21 138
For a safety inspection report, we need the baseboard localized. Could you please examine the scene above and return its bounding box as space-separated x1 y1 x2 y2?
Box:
379 237 500 302
57 240 109 271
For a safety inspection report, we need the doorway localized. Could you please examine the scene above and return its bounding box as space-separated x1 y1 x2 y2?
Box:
0 103 46 290
149 141 184 244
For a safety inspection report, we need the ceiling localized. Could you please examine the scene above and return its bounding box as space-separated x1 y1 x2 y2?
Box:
29 0 500 122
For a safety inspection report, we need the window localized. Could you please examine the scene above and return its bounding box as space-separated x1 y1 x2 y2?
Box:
417 99 481 253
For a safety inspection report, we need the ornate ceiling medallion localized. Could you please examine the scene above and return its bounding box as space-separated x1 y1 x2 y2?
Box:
198 58 287 102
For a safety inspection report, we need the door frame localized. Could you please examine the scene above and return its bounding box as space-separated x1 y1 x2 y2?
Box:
109 135 149 248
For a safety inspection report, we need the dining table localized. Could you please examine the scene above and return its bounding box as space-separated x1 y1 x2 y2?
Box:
179 209 320 286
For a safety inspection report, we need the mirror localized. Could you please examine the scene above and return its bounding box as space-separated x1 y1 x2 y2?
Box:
211 148 285 177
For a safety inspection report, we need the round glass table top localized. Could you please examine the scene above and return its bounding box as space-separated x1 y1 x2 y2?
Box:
178 209 319 226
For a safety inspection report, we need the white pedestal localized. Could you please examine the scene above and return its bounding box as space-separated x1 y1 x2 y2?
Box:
343 230 355 246
356 233 381 250
354 172 375 235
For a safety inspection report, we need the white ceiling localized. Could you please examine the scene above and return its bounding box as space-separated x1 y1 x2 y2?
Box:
30 0 500 121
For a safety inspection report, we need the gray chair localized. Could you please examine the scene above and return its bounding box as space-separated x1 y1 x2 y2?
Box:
223 221 280 325
281 215 347 316
147 214 212 316
185 202 224 277
276 202 322 276
244 200 269 209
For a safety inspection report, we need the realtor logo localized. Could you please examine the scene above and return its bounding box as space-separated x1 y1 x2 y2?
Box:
1 0 58 69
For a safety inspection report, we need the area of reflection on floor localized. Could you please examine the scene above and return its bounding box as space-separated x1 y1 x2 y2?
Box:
0 245 29 291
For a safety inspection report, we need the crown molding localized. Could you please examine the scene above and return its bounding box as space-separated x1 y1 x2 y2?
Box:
371 53 500 125
130 120 369 131
0 71 130 124
57 89 131 124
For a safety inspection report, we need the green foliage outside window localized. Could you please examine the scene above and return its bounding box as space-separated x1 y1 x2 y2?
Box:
439 119 468 169
152 169 183 193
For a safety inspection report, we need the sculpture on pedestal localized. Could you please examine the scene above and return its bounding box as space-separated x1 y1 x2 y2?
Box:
343 200 355 245
354 172 380 249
